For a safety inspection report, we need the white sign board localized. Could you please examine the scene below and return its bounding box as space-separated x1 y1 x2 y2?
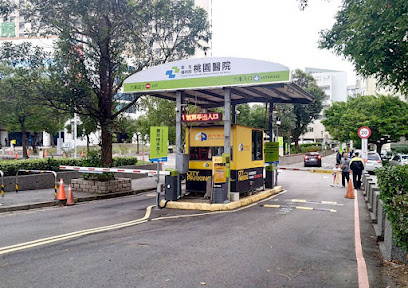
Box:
124 57 290 93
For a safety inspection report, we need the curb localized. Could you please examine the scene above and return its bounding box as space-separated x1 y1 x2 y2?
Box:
160 186 283 211
0 186 156 213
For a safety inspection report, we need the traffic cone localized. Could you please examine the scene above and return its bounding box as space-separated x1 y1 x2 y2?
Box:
81 150 85 157
56 178 67 201
345 179 355 199
27 149 30 156
63 152 66 157
15 153 18 159
44 150 48 157
66 184 75 206
8 149 12 155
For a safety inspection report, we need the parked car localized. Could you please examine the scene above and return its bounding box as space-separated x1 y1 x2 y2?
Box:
389 154 408 166
304 152 322 167
365 152 383 173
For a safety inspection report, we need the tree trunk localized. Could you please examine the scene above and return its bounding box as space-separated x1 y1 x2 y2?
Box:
51 135 56 147
376 142 383 155
21 123 28 159
136 134 139 154
86 134 90 153
101 123 113 167
294 137 300 153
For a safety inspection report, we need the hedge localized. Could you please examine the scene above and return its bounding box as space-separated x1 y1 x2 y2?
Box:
290 143 322 154
0 156 138 177
376 165 408 250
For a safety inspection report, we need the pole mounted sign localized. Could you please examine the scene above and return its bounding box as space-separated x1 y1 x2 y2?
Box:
358 126 371 161
358 127 371 139
149 126 168 162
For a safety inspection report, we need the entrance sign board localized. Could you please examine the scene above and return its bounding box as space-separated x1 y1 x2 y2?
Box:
124 57 290 93
149 127 168 162
265 142 279 164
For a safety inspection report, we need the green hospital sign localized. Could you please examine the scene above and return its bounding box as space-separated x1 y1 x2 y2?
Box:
1 22 16 38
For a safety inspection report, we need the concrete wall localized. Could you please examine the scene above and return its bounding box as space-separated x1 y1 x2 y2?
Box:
362 173 408 264
1 164 158 192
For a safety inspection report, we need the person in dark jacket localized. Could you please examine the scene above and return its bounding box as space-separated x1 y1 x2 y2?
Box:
350 152 365 189
336 151 342 165
340 153 350 187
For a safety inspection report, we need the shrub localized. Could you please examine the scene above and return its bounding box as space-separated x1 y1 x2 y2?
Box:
0 156 138 177
376 165 408 250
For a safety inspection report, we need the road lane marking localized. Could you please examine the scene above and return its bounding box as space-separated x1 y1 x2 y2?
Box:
263 204 336 213
0 191 287 256
291 199 343 206
354 190 370 288
0 206 153 256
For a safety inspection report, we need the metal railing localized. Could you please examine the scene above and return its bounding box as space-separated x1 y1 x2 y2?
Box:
16 170 58 199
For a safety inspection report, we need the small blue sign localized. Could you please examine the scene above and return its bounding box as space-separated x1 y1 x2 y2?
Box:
150 157 168 163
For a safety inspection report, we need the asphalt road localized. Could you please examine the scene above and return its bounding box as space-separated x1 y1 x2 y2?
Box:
0 169 388 287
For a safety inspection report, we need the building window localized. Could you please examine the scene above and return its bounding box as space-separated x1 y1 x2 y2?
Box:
307 127 314 133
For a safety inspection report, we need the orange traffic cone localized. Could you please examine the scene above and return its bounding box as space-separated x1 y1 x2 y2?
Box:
15 153 18 159
8 149 12 155
66 184 75 206
63 152 66 157
44 150 48 157
345 179 355 199
80 150 85 157
27 149 30 156
56 178 67 201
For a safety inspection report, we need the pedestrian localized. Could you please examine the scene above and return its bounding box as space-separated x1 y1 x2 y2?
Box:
350 152 365 190
4 138 8 147
340 152 350 188
331 163 342 187
336 151 342 165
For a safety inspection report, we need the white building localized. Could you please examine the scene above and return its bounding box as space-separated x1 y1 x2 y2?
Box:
299 68 348 144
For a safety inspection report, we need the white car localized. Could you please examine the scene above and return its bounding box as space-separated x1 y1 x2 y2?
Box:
365 152 383 173
389 154 408 166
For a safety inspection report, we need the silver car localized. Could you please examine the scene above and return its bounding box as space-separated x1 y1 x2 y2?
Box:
365 152 383 173
389 154 408 166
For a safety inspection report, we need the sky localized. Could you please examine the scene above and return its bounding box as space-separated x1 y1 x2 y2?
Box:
211 0 356 85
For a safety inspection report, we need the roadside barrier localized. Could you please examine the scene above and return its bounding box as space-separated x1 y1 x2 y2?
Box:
0 170 4 206
279 167 333 174
16 170 58 198
59 166 171 176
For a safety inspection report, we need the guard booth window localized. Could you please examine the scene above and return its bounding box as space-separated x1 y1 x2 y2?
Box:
189 147 232 161
252 130 263 161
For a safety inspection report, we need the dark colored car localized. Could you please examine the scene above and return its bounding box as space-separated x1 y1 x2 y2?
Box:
304 152 322 167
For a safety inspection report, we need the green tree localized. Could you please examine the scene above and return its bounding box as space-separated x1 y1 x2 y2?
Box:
290 69 326 152
322 95 408 154
319 0 408 95
0 0 16 16
0 42 52 158
24 0 210 166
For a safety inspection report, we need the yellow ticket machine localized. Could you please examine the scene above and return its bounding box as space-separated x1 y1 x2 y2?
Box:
185 125 264 195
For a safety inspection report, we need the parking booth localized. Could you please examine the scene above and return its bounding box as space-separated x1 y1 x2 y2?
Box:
185 125 264 196
123 57 314 203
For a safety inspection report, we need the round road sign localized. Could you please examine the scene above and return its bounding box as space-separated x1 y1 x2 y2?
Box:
358 127 371 139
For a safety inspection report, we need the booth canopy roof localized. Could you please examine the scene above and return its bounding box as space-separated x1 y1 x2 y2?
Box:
123 57 314 108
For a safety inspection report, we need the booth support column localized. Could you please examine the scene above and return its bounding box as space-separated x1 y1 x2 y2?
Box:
176 91 183 198
232 104 237 124
224 88 231 201
266 102 275 188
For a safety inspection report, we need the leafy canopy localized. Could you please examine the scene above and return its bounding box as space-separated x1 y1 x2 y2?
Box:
322 95 408 152
319 0 408 95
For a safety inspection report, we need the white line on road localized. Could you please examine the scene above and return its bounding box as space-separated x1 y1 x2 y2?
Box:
0 191 287 256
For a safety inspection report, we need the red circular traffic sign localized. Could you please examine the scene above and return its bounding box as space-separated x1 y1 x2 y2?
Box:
358 126 371 139
145 83 151 89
